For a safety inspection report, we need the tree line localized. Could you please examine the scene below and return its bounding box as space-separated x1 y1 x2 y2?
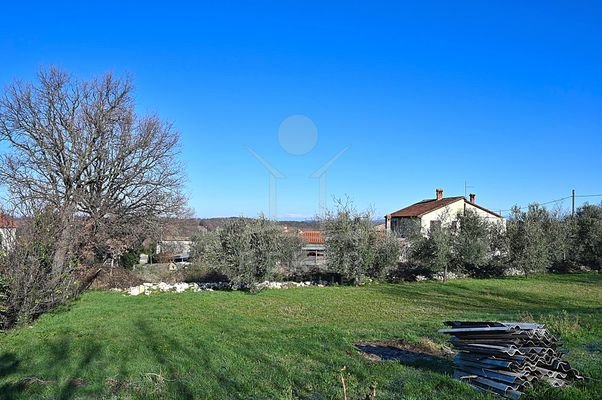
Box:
191 200 602 289
406 203 601 280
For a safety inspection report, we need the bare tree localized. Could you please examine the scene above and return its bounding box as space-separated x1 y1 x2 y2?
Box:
0 68 186 274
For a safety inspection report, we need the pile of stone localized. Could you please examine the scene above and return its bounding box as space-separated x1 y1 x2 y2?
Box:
440 321 584 399
117 280 328 296
256 280 326 290
114 282 230 296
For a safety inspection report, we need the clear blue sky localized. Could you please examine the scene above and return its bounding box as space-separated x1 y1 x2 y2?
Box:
1 1 601 219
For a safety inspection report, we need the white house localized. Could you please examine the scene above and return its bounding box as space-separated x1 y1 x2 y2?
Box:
0 213 16 253
385 189 504 237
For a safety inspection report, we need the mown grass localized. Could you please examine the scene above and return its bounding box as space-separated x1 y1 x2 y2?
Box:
0 274 601 399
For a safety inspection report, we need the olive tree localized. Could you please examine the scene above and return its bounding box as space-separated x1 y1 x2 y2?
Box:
573 203 602 270
208 217 285 290
451 210 491 276
321 199 400 284
506 204 552 276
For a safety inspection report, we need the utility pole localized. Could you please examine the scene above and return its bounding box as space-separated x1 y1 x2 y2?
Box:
572 189 575 217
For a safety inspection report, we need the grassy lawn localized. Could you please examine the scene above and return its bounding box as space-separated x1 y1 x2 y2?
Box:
0 274 601 399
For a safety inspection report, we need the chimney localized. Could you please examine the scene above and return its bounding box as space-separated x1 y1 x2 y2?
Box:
469 193 476 204
436 188 444 200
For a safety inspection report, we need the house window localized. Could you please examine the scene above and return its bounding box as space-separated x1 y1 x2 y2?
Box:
430 220 441 232
392 218 420 238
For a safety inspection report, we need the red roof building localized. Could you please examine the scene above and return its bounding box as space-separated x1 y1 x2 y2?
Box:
385 189 504 237
299 230 324 244
0 213 16 229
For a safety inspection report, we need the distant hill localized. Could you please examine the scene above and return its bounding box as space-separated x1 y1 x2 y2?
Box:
161 217 321 238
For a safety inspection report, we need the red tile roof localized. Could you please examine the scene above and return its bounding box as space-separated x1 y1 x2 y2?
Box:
299 230 324 244
0 213 16 228
387 197 465 218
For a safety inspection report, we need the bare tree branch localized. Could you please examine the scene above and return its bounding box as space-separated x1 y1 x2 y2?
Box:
0 67 187 272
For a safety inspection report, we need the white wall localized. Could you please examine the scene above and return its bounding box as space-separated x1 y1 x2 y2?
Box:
419 199 465 233
465 202 505 226
420 199 504 233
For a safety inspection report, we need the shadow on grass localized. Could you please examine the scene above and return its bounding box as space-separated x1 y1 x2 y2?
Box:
133 319 196 399
364 278 602 316
355 343 453 375
0 336 100 400
0 353 25 400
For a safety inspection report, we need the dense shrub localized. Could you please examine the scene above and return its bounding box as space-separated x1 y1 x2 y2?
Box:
369 232 402 279
0 211 79 330
573 204 602 270
506 205 553 276
321 200 400 284
120 250 140 270
410 218 454 281
191 216 298 290
278 233 307 278
451 210 491 276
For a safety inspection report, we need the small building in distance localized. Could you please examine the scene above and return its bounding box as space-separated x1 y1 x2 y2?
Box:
299 230 326 268
156 236 192 262
385 188 504 238
0 212 17 253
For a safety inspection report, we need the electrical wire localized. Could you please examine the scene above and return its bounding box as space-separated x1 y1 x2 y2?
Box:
497 193 602 217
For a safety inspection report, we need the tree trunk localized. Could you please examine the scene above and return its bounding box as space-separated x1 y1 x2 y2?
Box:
51 219 72 279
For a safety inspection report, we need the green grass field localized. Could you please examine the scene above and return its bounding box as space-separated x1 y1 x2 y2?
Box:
0 274 601 399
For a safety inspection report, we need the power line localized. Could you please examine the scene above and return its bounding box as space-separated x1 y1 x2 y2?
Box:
498 196 571 214
497 192 602 217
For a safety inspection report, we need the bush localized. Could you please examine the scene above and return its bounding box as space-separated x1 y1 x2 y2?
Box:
192 216 288 290
321 200 400 284
548 259 582 274
410 221 454 281
506 204 553 276
573 203 602 271
278 233 307 279
370 232 401 279
451 210 490 276
120 250 140 270
0 210 79 330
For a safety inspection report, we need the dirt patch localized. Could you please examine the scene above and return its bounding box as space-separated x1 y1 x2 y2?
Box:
357 338 452 360
355 338 453 374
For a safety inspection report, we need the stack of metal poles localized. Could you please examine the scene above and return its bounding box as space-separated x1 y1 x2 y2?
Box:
440 321 584 399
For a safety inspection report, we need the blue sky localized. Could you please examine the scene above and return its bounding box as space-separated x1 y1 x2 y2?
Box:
1 1 601 219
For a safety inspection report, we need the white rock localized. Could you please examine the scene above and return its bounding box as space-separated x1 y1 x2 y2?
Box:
129 284 145 296
174 282 189 293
